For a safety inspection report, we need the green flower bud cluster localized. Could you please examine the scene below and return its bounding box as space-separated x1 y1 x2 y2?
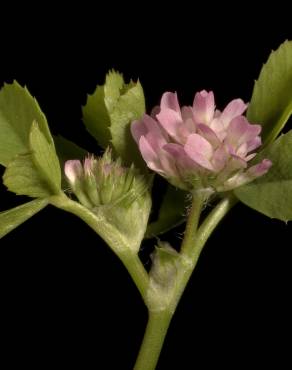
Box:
65 149 146 209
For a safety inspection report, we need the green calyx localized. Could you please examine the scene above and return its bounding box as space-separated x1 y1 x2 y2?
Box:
67 148 148 210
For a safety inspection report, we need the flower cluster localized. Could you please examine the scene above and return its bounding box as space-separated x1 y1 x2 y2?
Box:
64 149 142 208
131 91 272 192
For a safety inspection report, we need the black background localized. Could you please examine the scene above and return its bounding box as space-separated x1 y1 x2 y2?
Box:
0 8 292 369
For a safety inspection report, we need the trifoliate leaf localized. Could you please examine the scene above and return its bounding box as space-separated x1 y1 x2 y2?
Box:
234 130 292 221
0 81 53 166
0 199 48 239
247 40 292 146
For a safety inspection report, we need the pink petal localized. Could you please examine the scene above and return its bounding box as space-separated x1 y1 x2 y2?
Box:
159 148 180 177
163 143 184 157
220 159 272 191
226 116 248 142
184 133 214 170
144 130 168 153
236 142 248 157
215 153 247 185
246 136 262 152
242 123 262 143
192 90 215 124
142 114 165 137
160 92 180 113
197 123 221 147
247 159 272 178
184 118 196 134
227 116 261 147
156 108 183 139
143 115 169 144
181 106 197 133
212 146 229 172
64 160 83 184
131 118 148 143
209 117 226 140
163 143 198 170
139 136 161 171
181 106 194 121
220 99 247 128
217 153 247 181
177 125 192 144
132 114 168 149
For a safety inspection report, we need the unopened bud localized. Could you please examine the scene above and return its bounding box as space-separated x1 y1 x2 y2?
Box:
64 160 83 186
64 148 146 209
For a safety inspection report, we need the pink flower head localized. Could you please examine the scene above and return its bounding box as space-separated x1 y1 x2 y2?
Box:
131 91 272 192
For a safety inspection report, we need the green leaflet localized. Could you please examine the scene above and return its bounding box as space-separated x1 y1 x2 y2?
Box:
0 81 53 166
3 153 53 197
247 40 292 146
3 122 61 197
109 80 145 167
94 171 152 253
82 70 146 168
82 85 111 149
104 71 124 113
99 189 152 253
0 199 48 239
234 131 292 221
145 186 187 238
30 122 61 194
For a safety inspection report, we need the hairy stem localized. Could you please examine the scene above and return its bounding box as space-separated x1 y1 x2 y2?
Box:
180 192 207 257
174 194 237 308
49 193 149 300
134 193 237 369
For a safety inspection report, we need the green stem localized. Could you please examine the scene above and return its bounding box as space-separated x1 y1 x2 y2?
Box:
195 194 238 257
134 310 173 370
173 194 237 307
51 191 237 370
119 251 149 299
49 193 149 300
134 194 237 369
180 192 207 257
